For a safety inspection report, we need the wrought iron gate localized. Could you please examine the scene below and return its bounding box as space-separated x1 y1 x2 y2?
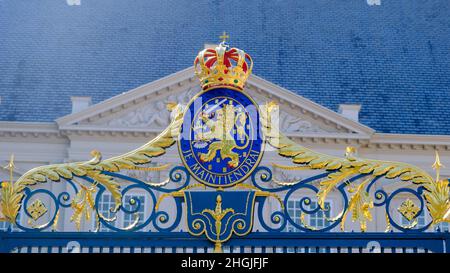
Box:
1 40 449 253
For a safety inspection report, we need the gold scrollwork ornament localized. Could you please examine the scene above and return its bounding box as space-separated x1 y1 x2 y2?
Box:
0 103 184 230
260 101 450 231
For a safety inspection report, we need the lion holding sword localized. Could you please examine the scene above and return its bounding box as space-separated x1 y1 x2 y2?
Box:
194 101 250 168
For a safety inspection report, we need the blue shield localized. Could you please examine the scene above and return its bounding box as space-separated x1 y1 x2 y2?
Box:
179 88 264 187
184 191 256 243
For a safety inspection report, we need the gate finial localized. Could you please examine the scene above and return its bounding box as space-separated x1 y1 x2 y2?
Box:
219 31 229 43
2 154 15 184
432 150 444 182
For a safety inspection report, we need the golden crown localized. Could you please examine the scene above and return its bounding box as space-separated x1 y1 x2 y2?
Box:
194 42 253 91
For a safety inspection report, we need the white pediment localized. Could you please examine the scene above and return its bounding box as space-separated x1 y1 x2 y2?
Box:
56 67 374 138
87 86 200 129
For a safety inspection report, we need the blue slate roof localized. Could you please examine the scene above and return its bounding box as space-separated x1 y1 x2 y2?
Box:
0 0 449 135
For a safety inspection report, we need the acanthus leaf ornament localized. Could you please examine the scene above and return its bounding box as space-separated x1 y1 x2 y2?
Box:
70 179 98 230
342 177 374 232
427 151 450 224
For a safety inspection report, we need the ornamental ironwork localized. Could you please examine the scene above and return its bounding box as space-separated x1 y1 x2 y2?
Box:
0 40 449 253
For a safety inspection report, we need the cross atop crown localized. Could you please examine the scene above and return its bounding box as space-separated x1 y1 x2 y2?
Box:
219 31 229 43
194 32 253 91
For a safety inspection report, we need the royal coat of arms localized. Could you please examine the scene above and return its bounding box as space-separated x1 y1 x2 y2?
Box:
179 42 264 187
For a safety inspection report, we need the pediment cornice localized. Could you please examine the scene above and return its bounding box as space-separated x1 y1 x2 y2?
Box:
56 67 374 140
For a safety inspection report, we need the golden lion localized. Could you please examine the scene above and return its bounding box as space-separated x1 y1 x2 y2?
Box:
195 103 249 168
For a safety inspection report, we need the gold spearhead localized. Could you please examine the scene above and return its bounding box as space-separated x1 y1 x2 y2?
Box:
2 154 15 183
432 150 444 182
345 146 357 159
